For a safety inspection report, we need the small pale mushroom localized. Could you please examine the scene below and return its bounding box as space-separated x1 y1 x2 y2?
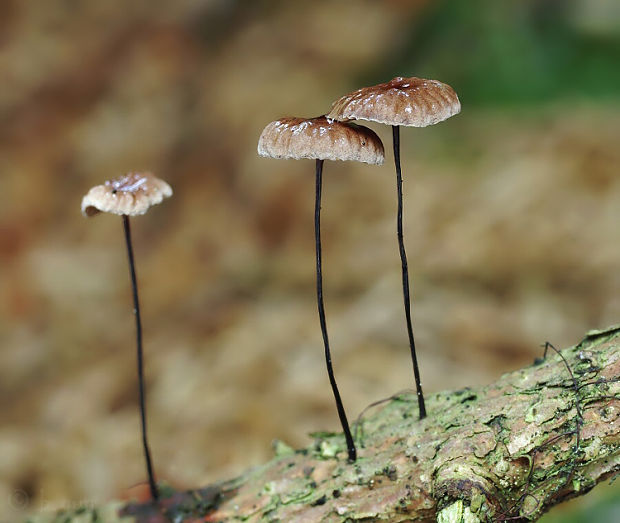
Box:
328 77 461 420
258 116 384 462
81 172 172 501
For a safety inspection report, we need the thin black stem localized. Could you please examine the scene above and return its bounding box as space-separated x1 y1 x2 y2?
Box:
393 125 427 420
122 215 159 501
314 159 357 462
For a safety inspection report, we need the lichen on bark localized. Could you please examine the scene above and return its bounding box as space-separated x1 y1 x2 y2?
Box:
30 326 619 522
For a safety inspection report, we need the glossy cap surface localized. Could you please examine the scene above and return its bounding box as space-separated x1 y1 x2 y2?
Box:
328 77 460 127
81 172 172 217
258 116 384 164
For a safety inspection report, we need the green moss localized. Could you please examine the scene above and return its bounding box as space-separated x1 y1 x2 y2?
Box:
319 440 340 459
272 439 295 458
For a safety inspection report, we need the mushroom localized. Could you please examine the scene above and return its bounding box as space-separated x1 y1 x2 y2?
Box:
328 77 461 419
258 116 384 461
81 172 172 500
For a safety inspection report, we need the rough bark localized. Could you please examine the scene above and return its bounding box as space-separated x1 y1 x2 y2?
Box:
33 326 620 522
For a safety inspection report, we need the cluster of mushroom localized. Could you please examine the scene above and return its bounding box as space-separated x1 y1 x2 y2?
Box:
258 77 461 462
78 76 460 502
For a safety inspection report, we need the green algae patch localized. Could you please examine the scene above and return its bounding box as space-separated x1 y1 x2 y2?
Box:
272 439 295 458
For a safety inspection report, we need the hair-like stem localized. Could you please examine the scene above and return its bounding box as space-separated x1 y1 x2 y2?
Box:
314 159 357 461
122 215 159 500
393 125 427 420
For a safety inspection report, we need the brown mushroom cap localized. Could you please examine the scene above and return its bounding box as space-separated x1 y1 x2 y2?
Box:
257 116 384 165
81 172 172 217
327 76 460 127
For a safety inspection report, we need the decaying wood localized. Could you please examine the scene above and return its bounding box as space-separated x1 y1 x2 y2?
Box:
34 327 620 522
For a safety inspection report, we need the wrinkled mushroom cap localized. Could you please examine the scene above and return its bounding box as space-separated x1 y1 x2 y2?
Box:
81 172 172 217
258 116 384 165
327 76 460 128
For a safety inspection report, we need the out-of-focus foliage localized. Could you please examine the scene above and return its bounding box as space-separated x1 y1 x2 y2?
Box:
539 481 620 522
373 0 620 104
0 0 618 521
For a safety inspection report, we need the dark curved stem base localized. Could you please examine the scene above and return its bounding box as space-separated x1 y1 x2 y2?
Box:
123 215 159 500
393 125 427 420
314 159 357 461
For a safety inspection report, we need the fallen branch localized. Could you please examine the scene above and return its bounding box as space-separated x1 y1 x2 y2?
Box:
38 327 620 522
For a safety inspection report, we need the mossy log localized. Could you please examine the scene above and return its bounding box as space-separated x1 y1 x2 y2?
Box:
33 327 619 522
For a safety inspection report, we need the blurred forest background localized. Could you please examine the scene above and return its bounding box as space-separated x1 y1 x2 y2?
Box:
1 0 619 521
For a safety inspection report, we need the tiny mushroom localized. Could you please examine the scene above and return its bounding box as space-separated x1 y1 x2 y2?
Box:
81 172 172 501
328 77 461 420
258 116 385 462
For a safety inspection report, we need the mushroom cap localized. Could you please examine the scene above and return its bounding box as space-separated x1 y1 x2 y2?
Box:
257 116 384 165
327 76 461 128
81 172 172 217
